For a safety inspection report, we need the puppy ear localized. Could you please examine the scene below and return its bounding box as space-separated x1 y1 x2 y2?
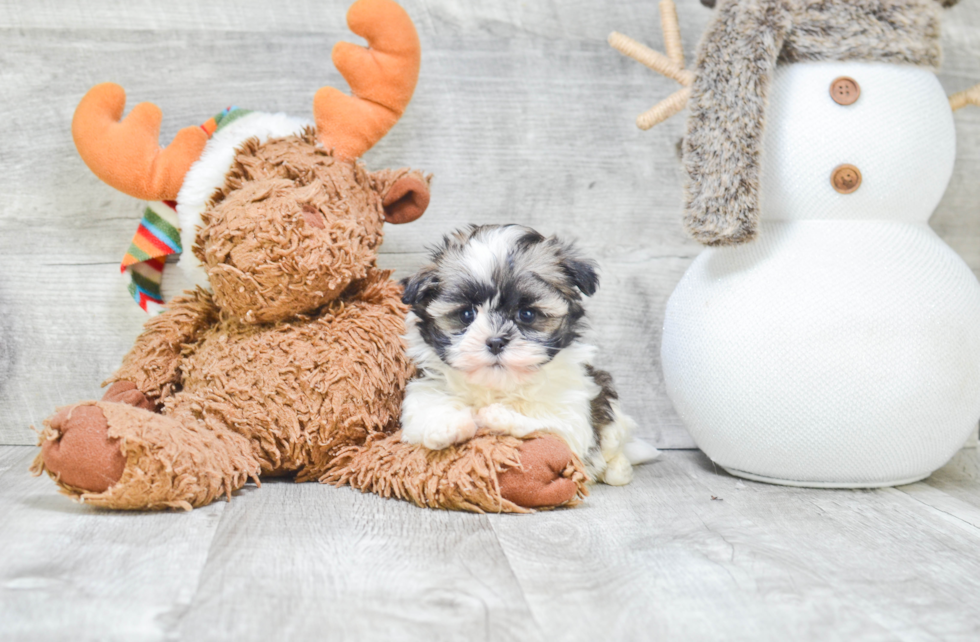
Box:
553 240 599 297
400 264 439 307
563 256 599 297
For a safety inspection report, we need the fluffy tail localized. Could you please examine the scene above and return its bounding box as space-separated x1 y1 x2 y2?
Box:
624 438 661 466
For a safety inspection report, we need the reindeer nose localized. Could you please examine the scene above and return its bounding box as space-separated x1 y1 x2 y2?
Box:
487 337 509 355
301 204 325 229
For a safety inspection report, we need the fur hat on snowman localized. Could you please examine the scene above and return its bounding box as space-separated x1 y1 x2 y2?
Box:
611 0 979 246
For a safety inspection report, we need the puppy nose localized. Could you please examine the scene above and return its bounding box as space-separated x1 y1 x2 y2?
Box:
486 337 509 355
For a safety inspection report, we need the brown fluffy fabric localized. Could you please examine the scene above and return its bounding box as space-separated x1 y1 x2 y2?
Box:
38 131 577 513
683 0 946 246
107 288 217 403
173 269 412 480
110 267 412 483
324 430 589 513
780 1 943 67
200 130 387 325
32 401 259 510
37 135 417 509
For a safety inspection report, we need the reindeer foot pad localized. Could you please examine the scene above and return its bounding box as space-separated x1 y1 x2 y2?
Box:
32 402 259 511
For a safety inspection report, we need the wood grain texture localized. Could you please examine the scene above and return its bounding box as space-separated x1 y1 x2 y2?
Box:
6 444 980 641
0 447 227 642
175 479 542 642
490 450 980 641
0 0 979 446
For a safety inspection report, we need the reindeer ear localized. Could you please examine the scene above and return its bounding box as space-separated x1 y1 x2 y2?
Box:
383 175 430 224
372 169 431 224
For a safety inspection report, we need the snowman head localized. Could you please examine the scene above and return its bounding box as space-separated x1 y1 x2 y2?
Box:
611 0 976 245
758 62 955 225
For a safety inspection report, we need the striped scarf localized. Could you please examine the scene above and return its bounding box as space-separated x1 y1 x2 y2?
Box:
121 106 251 312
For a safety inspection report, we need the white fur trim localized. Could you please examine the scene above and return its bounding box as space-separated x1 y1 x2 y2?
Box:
174 111 311 291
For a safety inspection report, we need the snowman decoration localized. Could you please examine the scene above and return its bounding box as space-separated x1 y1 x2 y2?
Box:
612 0 980 487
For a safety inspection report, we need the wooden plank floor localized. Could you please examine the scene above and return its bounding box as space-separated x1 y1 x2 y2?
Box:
4 445 980 641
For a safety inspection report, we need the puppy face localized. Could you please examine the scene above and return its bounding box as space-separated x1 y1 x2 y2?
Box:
402 225 598 388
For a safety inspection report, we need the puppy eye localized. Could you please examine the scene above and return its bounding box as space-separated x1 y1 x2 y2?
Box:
518 308 536 323
458 308 476 324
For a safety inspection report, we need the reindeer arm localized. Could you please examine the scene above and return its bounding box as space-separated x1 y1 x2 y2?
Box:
105 287 218 404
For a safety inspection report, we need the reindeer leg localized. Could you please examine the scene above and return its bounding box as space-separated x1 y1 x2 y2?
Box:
323 431 588 513
33 400 260 511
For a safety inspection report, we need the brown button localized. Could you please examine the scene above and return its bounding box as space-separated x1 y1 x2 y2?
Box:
831 164 862 194
830 77 860 106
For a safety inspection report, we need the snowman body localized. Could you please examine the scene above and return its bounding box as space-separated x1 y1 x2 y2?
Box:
662 62 980 486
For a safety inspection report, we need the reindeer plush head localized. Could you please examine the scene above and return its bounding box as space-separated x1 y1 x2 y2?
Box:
611 0 979 246
70 0 429 323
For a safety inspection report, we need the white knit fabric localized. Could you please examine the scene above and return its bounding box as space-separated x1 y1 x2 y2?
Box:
662 221 980 486
759 63 956 224
662 62 980 486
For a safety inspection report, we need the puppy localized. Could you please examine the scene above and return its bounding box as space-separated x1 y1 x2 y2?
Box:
398 224 659 485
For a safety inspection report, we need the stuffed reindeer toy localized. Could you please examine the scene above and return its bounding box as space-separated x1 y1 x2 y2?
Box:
33 0 588 512
611 0 980 487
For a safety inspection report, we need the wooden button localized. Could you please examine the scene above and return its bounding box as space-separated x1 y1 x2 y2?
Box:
831 164 862 194
830 77 860 106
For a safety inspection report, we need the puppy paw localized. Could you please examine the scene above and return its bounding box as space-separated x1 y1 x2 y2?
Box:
601 454 634 486
475 403 519 431
422 409 478 450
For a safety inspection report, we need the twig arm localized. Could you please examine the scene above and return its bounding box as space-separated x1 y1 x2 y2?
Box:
637 88 692 130
659 0 685 68
608 1 693 131
950 83 980 111
608 32 694 87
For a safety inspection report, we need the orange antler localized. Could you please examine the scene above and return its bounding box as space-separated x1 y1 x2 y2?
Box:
609 0 692 130
71 83 209 201
314 0 420 161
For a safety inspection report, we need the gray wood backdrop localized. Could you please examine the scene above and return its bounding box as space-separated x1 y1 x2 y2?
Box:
1 0 978 447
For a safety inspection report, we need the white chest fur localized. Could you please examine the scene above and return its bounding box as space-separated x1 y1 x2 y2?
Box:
404 339 601 459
